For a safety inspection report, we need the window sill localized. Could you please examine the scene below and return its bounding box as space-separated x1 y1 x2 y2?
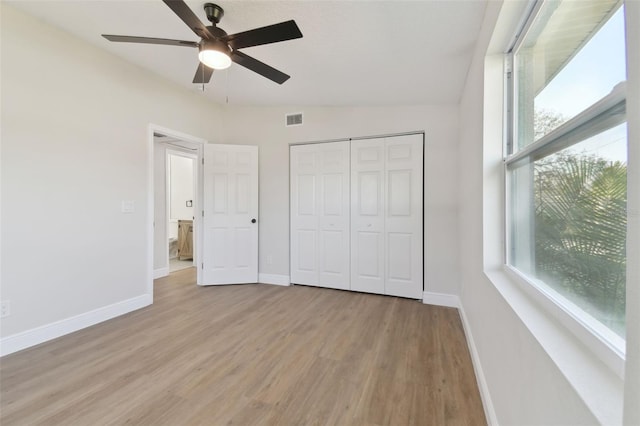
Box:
504 265 626 372
484 267 623 425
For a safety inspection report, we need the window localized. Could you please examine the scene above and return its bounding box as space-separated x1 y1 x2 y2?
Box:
506 0 627 347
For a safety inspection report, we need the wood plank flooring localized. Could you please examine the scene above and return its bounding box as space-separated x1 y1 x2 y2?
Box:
0 268 486 425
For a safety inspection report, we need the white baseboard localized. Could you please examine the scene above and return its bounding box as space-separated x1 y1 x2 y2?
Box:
458 302 499 426
0 294 152 357
421 291 497 424
154 267 169 279
422 291 460 308
258 273 290 286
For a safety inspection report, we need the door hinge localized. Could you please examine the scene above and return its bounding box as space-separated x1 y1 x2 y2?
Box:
202 210 204 217
202 158 204 165
201 262 204 269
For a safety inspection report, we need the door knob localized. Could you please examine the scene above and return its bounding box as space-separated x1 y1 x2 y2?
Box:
251 218 257 223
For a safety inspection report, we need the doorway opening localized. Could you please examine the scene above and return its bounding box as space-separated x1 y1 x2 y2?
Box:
152 129 203 283
148 126 260 294
167 150 196 272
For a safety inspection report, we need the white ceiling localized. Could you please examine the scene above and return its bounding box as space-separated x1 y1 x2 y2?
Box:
8 0 488 107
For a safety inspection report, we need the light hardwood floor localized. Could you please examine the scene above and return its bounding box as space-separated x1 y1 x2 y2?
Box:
0 268 486 425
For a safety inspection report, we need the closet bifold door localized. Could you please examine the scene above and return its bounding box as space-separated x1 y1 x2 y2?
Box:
384 134 423 298
350 138 386 295
290 141 350 290
351 134 423 299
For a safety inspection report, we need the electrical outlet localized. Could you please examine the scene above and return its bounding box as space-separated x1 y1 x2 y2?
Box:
1 300 10 318
266 255 273 266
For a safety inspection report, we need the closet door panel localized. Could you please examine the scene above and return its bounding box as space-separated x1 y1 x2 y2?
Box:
356 231 382 277
297 174 316 215
291 141 350 289
384 134 423 299
290 146 320 285
387 232 412 279
351 139 385 295
318 142 350 289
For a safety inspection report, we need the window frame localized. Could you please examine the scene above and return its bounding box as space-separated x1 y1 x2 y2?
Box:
503 0 627 376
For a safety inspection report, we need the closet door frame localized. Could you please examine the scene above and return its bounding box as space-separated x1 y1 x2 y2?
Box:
290 132 424 299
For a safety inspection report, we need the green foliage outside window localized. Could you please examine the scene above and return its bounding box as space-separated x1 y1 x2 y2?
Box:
532 111 627 336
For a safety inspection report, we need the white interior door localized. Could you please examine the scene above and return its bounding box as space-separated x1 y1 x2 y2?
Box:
290 141 350 289
318 142 350 289
201 144 258 285
351 138 386 294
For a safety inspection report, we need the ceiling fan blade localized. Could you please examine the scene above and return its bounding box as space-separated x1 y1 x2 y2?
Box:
102 35 199 48
193 63 214 84
162 0 214 39
223 20 302 50
231 51 290 84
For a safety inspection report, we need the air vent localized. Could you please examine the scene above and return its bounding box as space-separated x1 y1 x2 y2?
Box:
285 113 303 127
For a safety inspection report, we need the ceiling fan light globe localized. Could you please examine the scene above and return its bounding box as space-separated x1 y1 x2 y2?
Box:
198 40 232 70
198 49 231 70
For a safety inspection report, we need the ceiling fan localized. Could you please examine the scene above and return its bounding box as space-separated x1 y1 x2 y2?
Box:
102 0 303 84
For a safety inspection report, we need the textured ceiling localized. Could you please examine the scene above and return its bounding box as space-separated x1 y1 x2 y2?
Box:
8 0 488 106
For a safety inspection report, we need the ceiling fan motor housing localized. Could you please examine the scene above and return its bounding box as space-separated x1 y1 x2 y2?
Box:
200 39 231 56
206 26 228 39
204 3 224 25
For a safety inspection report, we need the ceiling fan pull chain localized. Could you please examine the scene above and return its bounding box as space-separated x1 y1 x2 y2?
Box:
201 63 205 92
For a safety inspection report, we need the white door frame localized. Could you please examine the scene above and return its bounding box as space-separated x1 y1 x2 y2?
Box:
147 124 206 301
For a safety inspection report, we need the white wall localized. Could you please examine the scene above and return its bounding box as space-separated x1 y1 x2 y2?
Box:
169 154 194 224
458 0 639 424
221 105 460 296
457 4 599 423
168 153 195 241
0 4 221 342
622 1 640 423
